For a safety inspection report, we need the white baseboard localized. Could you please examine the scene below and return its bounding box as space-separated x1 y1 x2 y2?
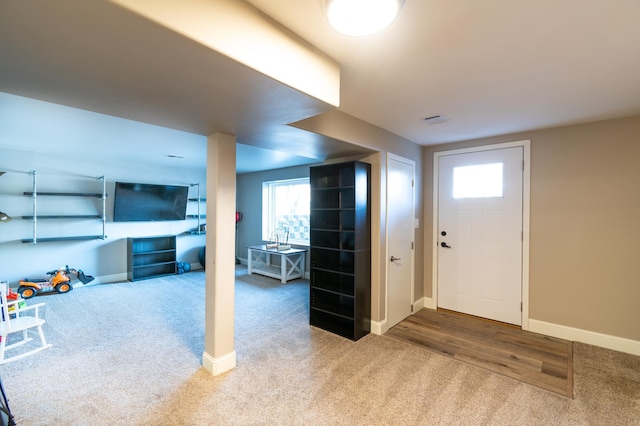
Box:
421 296 437 310
413 296 436 312
189 262 204 271
86 265 210 287
371 297 434 336
371 319 386 335
202 350 236 375
74 272 128 287
529 319 640 357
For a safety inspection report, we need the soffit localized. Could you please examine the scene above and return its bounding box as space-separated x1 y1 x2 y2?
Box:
0 0 373 171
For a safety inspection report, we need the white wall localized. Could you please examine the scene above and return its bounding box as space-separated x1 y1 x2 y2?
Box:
0 96 207 285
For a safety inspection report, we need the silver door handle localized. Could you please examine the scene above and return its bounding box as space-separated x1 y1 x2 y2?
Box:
390 256 401 262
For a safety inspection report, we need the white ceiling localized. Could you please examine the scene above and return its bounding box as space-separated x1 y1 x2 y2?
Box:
247 0 640 145
1 0 640 172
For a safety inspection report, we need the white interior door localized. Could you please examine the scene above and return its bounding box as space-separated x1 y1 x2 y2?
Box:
386 154 415 329
437 147 523 325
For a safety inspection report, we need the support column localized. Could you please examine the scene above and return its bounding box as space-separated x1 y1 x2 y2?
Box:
202 133 236 375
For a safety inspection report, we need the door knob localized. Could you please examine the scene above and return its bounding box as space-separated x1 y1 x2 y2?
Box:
390 256 401 262
440 242 452 248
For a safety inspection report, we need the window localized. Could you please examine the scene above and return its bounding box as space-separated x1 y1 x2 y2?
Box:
453 162 504 199
262 177 310 245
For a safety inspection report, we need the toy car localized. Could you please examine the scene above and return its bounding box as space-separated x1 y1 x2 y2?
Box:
17 265 94 299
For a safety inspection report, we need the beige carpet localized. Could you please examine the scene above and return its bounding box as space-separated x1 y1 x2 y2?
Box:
1 267 639 425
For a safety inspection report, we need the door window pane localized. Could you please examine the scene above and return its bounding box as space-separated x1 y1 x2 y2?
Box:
453 163 503 199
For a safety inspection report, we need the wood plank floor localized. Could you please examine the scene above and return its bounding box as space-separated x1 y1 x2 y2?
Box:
386 308 573 398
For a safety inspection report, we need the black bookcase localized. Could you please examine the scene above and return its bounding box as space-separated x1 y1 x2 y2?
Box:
127 235 177 281
309 161 371 341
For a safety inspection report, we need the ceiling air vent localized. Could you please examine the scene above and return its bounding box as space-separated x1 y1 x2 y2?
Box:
423 115 450 125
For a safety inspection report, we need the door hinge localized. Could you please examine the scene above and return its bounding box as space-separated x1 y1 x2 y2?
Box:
411 304 414 313
522 160 525 171
412 179 414 187
411 242 414 250
521 302 523 312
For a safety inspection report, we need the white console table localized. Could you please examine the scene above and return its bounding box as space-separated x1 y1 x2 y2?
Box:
247 245 306 283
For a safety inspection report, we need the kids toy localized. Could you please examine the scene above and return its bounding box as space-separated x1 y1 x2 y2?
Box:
176 262 192 274
17 265 95 299
2 288 26 320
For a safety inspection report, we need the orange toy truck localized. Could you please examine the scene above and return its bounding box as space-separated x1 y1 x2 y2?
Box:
17 265 94 299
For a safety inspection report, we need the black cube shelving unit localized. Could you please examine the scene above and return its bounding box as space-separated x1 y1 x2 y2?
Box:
309 161 371 341
127 235 177 281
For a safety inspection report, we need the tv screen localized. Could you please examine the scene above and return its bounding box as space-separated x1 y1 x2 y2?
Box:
113 182 189 222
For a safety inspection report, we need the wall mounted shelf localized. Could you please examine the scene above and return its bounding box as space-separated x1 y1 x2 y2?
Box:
23 192 103 197
21 235 105 244
21 171 107 244
187 183 206 235
21 215 104 219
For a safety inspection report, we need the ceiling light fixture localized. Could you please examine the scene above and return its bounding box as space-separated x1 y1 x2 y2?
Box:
323 0 405 36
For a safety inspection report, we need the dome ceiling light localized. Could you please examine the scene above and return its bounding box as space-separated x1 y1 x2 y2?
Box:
323 0 405 36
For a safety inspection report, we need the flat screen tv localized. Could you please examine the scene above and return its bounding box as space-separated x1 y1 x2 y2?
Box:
113 182 189 222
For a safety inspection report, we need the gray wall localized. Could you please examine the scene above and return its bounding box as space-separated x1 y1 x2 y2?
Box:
423 115 640 341
0 97 207 284
236 164 315 271
293 110 424 324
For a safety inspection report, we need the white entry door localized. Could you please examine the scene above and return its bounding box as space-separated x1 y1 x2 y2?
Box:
386 154 415 329
437 147 523 325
